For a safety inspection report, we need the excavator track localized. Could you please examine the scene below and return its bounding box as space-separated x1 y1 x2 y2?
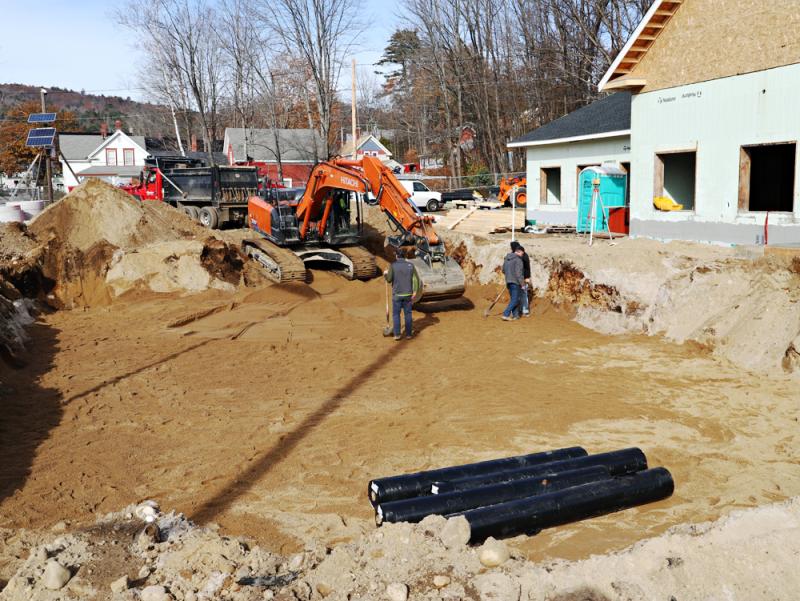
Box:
337 246 378 280
241 238 307 284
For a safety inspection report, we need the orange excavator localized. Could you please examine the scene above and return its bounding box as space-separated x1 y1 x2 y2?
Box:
242 156 466 302
497 175 527 207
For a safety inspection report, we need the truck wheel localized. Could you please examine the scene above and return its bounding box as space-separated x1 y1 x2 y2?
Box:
199 206 219 229
426 199 439 212
184 206 199 220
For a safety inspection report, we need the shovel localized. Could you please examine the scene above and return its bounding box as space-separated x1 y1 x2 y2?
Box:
383 279 393 337
483 287 506 317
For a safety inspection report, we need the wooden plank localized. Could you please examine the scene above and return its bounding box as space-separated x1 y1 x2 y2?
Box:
654 153 665 200
738 147 751 211
540 168 547 204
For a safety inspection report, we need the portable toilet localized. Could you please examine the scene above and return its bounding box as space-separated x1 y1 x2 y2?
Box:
576 164 627 234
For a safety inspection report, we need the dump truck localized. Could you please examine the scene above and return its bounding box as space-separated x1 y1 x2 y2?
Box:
123 155 259 228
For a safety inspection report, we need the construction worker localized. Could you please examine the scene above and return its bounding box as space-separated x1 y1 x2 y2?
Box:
510 241 532 317
502 245 525 321
384 247 420 340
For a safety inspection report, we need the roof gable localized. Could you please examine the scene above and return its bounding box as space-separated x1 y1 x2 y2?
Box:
508 92 631 147
599 0 682 91
360 138 386 153
601 0 800 93
339 134 392 157
88 130 147 158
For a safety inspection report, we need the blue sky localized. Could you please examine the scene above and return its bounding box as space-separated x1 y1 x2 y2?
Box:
0 0 398 100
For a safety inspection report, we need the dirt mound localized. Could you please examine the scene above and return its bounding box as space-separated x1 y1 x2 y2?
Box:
22 180 246 305
0 181 251 360
29 179 207 252
442 230 800 375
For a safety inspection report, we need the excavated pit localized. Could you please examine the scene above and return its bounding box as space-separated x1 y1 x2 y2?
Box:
2 199 800 600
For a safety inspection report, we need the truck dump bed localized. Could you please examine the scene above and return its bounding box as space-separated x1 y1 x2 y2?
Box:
162 166 258 204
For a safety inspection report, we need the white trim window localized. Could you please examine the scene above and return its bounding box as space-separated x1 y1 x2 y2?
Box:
106 148 118 166
123 148 135 166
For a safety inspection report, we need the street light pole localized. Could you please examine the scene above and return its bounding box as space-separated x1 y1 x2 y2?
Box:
41 88 53 202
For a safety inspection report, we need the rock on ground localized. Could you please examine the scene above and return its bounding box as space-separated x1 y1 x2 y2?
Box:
2 498 800 601
42 559 71 590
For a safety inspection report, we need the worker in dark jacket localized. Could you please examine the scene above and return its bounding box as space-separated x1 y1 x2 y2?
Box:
384 247 420 340
511 241 531 317
501 246 525 321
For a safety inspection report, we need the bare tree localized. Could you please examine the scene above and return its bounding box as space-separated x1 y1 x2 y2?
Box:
388 0 652 173
253 0 361 157
118 0 224 164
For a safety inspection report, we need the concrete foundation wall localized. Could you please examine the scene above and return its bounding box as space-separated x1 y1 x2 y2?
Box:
631 219 800 246
525 135 630 225
630 63 800 245
527 209 578 226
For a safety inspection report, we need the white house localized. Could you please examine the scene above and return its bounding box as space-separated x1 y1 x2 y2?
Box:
600 0 800 245
59 124 148 190
508 93 631 226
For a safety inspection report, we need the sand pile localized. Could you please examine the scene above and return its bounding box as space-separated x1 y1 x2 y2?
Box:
28 179 207 252
3 497 799 601
25 180 245 304
442 230 800 375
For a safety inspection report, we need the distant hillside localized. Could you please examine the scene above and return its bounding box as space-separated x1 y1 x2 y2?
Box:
0 83 174 137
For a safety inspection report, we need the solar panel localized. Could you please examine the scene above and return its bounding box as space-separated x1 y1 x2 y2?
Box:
28 112 57 123
26 128 57 147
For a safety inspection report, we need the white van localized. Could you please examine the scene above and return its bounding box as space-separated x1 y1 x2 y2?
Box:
399 180 444 212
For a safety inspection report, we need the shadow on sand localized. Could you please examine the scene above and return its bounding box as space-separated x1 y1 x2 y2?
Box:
0 320 63 511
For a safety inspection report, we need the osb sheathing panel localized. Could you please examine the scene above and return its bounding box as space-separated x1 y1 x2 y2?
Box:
629 0 800 93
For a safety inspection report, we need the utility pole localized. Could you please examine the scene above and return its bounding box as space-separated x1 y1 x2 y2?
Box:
351 58 357 159
41 88 53 202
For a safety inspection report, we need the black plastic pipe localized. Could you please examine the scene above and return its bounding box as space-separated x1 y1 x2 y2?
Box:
376 465 610 525
368 446 587 505
432 448 647 495
461 467 674 543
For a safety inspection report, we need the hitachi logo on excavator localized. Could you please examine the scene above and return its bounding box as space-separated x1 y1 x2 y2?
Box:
339 176 360 188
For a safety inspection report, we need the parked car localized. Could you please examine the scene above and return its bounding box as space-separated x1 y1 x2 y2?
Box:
399 180 444 212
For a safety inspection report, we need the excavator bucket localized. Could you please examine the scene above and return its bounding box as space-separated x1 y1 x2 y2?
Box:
410 256 466 303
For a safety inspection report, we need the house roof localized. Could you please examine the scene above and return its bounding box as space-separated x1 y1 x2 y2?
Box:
59 132 147 160
599 0 683 91
224 128 323 163
77 165 142 177
339 134 392 157
508 92 631 148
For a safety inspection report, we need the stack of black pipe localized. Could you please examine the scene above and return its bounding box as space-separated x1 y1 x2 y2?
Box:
368 447 673 543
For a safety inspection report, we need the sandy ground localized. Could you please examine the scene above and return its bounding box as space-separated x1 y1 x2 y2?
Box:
2 265 798 574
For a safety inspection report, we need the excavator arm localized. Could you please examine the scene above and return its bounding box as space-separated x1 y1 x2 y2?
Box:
333 157 443 254
252 155 465 302
321 156 464 302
